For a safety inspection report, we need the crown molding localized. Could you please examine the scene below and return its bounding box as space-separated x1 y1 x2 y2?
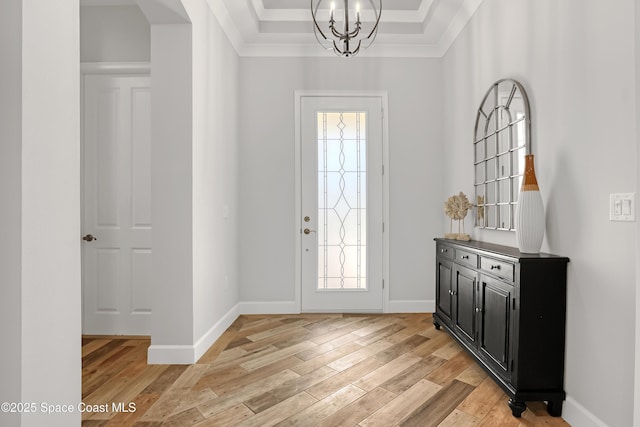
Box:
436 0 484 57
80 0 137 6
258 8 426 23
251 0 266 19
205 0 246 55
417 0 436 22
239 42 444 58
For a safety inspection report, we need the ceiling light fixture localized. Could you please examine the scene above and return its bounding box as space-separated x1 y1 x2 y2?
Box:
311 0 382 57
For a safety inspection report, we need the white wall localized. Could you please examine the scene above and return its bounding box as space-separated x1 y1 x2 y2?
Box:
186 0 241 353
147 21 196 361
0 0 81 426
635 0 640 424
142 0 241 364
22 1 81 423
239 57 443 310
80 5 150 62
139 0 194 363
442 1 636 426
0 1 23 425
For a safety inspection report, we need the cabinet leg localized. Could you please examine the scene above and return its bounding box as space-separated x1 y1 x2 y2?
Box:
508 399 526 418
433 320 441 330
546 400 563 417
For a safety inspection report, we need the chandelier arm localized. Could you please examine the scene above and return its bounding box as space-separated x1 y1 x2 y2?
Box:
344 21 361 38
346 27 361 38
364 0 382 40
364 27 378 47
329 23 347 40
330 29 361 40
332 40 344 56
329 22 360 39
352 40 362 55
311 0 329 40
313 27 334 50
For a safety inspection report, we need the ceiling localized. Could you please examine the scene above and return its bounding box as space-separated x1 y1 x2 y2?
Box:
212 0 484 57
82 0 484 57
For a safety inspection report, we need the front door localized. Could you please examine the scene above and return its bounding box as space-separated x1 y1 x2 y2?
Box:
82 74 152 335
300 96 384 312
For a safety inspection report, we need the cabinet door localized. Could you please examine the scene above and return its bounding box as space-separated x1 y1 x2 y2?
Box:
479 275 513 380
436 258 453 323
453 265 477 346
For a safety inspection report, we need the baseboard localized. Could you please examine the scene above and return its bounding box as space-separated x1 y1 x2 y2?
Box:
147 299 435 365
238 300 435 314
387 299 435 313
238 301 300 315
148 303 240 365
193 303 241 363
147 344 197 365
563 396 609 427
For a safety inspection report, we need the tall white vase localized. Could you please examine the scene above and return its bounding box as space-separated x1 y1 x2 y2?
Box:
516 154 545 253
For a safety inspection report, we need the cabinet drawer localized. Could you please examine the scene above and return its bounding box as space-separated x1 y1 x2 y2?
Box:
455 249 478 268
437 244 454 260
480 257 514 282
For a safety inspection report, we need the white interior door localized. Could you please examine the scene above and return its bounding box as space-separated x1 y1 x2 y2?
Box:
82 74 152 335
301 96 384 312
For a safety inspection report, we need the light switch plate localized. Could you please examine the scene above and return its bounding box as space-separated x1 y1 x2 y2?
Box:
610 193 635 221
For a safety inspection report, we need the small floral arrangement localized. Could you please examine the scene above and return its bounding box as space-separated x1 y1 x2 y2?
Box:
444 192 473 240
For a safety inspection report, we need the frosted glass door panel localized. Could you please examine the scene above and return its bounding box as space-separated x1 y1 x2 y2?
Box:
317 112 367 290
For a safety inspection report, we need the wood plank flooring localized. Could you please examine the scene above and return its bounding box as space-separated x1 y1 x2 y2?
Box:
82 313 571 426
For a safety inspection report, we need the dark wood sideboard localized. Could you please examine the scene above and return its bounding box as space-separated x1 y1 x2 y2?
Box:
433 238 569 417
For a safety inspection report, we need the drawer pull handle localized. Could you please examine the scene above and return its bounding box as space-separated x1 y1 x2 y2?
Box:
490 265 501 270
441 248 448 253
475 308 482 313
461 255 469 260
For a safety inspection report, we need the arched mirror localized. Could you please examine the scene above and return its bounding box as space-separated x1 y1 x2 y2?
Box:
474 79 531 230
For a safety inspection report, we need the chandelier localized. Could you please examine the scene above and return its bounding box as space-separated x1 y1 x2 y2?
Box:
311 0 382 57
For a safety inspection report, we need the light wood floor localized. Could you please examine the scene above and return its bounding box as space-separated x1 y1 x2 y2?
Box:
82 313 570 426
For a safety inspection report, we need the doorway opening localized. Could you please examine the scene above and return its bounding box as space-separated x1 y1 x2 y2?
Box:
81 67 152 336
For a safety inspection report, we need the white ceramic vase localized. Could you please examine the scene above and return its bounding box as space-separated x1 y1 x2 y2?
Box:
515 154 545 254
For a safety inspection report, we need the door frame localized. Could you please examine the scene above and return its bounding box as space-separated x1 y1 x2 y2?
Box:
80 61 151 334
294 90 390 313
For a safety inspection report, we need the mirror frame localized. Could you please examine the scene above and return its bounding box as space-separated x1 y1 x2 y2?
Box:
474 78 531 231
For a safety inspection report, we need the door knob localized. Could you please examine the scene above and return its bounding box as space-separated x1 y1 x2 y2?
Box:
82 234 97 242
303 228 316 235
